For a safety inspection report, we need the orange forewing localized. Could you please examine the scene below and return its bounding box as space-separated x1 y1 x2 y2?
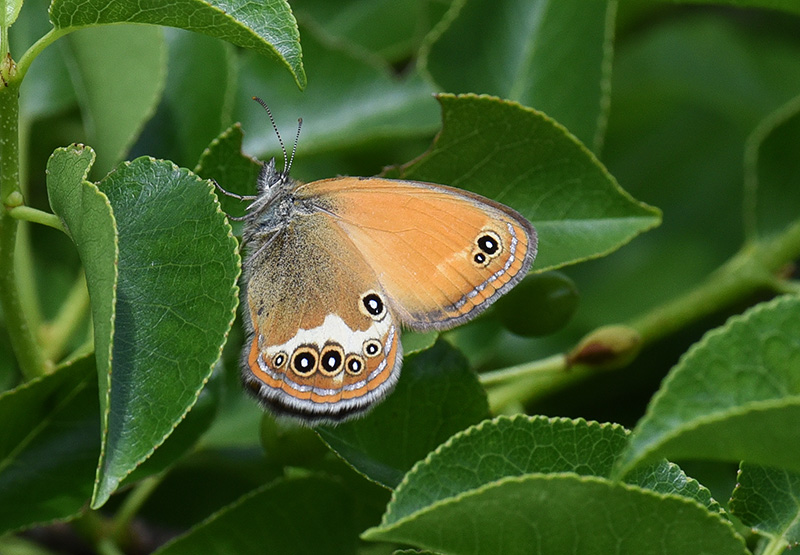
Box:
299 177 537 330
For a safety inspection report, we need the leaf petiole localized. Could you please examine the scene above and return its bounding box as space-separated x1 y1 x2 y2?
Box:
7 205 66 232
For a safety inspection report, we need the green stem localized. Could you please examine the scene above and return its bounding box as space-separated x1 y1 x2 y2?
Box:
629 224 800 345
481 354 568 412
110 475 164 545
15 28 70 82
8 205 66 231
759 537 789 555
483 220 800 412
480 354 566 386
1 77 47 378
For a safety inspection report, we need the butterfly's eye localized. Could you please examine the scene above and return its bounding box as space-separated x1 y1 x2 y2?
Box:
345 354 365 375
363 339 382 358
359 291 387 320
291 347 318 377
319 344 345 376
472 230 503 267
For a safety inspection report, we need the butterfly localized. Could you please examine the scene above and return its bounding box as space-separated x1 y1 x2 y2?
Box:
219 97 537 425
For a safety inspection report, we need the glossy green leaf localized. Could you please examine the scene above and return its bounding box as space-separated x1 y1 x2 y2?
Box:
395 94 660 272
46 144 117 406
156 28 238 168
365 415 740 555
49 0 306 88
316 341 490 489
118 373 220 488
194 123 263 221
744 94 800 240
0 357 99 534
730 462 800 547
616 295 800 478
400 330 438 355
422 0 615 151
676 0 800 15
292 0 452 62
384 416 720 523
579 11 800 338
366 475 745 555
91 157 240 507
62 25 166 176
237 31 439 159
2 0 22 26
154 476 359 555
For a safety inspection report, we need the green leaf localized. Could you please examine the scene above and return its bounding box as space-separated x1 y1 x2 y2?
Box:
730 462 800 548
384 415 720 524
365 415 742 555
118 372 220 488
49 0 306 88
194 123 263 221
366 475 746 555
292 0 452 62
316 341 490 488
675 0 800 16
153 476 359 555
744 94 800 240
156 28 238 168
396 94 661 272
615 295 800 478
0 357 100 535
91 156 240 507
590 12 800 332
2 0 22 26
422 0 615 151
237 31 439 159
400 330 438 355
62 25 166 176
46 144 117 411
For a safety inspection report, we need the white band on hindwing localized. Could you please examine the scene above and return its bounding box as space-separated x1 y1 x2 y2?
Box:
264 313 391 358
255 314 396 397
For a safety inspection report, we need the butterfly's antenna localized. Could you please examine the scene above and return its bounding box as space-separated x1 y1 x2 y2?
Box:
252 96 289 174
287 118 302 175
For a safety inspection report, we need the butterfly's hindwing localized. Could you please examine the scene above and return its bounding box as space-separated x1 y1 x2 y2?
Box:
242 212 402 423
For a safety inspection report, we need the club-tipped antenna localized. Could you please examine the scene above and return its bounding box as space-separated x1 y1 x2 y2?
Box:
253 96 300 176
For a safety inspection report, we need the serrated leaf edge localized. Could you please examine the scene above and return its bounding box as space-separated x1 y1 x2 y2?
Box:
91 157 241 507
363 472 746 551
615 294 800 478
382 414 626 525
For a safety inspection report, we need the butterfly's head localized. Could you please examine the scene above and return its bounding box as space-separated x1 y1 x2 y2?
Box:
256 158 289 193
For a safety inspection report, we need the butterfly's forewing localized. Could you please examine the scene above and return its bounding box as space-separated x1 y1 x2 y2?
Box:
300 177 537 330
243 212 402 423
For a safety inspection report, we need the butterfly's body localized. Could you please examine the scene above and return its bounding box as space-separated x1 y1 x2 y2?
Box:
236 99 537 424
